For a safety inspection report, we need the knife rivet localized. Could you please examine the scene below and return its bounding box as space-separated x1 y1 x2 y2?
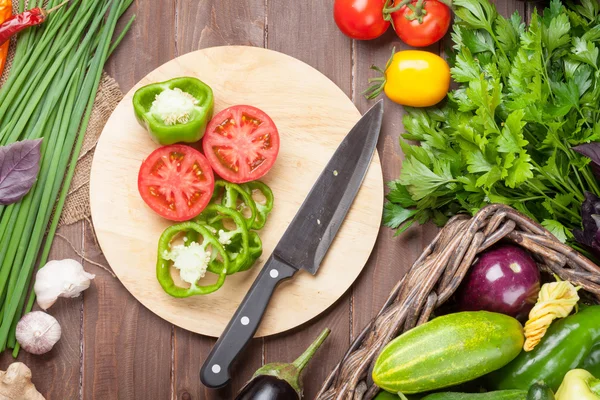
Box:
241 316 250 325
211 364 221 374
270 269 279 278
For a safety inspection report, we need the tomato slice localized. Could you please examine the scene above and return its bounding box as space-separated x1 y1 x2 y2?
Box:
138 144 215 221
202 105 280 184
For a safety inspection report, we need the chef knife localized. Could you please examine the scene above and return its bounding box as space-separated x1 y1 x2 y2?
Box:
200 99 384 388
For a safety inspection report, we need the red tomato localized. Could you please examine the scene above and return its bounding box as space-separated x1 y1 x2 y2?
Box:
391 0 451 47
138 144 215 221
202 105 280 184
334 0 390 40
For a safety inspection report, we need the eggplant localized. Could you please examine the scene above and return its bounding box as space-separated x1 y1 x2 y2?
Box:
235 328 330 400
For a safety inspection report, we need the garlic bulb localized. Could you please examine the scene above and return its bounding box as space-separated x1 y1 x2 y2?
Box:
16 312 61 355
34 259 95 310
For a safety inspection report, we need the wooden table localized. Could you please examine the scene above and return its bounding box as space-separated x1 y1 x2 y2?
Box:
0 0 535 398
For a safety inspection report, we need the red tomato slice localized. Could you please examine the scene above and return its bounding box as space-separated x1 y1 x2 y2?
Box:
138 144 215 221
202 105 280 184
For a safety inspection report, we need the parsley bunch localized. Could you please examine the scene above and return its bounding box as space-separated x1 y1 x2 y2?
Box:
385 0 600 244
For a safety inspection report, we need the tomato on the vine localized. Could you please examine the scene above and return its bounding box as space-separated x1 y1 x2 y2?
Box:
386 0 451 47
334 0 390 40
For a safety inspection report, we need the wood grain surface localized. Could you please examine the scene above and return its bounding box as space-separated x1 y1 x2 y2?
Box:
3 0 536 399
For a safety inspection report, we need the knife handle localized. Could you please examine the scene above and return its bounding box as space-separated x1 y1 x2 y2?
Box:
200 254 297 388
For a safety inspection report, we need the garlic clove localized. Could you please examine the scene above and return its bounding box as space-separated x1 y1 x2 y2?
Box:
34 259 95 310
16 311 62 355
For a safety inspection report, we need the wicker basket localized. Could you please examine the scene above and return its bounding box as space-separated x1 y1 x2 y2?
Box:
316 204 600 400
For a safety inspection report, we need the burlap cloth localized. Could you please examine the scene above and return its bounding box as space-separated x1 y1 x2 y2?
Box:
0 1 124 227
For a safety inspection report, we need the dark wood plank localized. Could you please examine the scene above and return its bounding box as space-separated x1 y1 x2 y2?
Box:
264 1 353 398
82 222 172 400
83 1 176 399
0 223 83 400
171 0 266 398
105 0 177 91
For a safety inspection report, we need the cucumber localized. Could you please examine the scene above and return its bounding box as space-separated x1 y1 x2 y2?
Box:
526 383 555 400
372 311 524 394
422 391 527 400
374 391 421 400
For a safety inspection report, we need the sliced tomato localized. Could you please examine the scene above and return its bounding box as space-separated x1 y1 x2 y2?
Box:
138 144 215 221
202 105 280 184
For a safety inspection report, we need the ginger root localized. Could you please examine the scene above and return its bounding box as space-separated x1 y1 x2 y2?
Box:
0 363 44 400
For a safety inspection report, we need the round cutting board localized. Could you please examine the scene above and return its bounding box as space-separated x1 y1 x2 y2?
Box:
90 46 384 337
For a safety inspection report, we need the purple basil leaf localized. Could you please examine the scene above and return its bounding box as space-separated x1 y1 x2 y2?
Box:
0 139 42 205
575 192 600 259
574 143 600 180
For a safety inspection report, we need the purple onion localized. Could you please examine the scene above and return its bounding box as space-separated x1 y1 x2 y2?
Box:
457 244 541 321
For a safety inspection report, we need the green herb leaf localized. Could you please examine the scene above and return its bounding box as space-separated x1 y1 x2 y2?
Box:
542 219 573 243
383 203 417 230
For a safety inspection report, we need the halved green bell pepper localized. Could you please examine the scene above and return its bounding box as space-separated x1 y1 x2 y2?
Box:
490 305 600 391
133 77 214 145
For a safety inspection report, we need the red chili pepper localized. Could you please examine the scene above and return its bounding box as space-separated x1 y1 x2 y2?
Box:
0 0 11 77
0 0 68 47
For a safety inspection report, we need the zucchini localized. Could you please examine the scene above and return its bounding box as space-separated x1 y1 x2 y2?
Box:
422 391 527 400
373 312 524 394
526 383 555 400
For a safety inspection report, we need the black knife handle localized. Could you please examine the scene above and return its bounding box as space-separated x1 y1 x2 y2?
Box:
200 254 297 388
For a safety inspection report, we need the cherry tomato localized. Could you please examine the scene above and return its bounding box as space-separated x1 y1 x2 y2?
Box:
334 0 390 40
202 105 280 184
138 144 215 221
389 0 451 47
365 50 450 107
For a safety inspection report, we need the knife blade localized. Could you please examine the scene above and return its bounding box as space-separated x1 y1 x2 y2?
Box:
200 99 384 388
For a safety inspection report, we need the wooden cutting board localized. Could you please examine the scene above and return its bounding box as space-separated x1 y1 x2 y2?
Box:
90 46 384 337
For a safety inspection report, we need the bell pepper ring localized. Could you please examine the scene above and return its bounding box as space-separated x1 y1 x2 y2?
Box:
238 230 263 272
195 204 251 275
241 180 274 230
157 222 228 297
133 77 214 145
212 180 258 230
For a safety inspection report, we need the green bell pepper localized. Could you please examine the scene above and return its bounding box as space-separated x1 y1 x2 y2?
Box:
212 180 258 230
195 204 250 275
490 306 600 391
157 222 228 297
241 180 274 230
583 343 600 378
555 370 600 400
133 77 213 145
237 230 263 272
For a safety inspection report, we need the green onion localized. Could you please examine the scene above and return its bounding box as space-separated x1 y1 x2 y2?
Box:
0 0 135 355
